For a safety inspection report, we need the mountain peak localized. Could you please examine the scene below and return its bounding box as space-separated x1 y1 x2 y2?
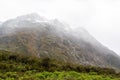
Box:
15 13 48 22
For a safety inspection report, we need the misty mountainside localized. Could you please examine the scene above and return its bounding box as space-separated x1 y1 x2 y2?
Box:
0 13 120 69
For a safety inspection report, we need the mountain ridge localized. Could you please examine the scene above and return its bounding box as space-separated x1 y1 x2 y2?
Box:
0 13 120 69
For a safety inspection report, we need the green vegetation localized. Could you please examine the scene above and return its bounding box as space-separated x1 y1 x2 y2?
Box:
0 50 120 80
0 71 120 80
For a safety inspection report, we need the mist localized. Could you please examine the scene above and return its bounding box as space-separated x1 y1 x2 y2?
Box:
0 0 120 55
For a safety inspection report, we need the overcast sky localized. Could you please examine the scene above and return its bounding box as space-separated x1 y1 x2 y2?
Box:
0 0 120 55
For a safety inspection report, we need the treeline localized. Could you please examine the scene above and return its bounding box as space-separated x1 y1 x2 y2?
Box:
0 50 119 76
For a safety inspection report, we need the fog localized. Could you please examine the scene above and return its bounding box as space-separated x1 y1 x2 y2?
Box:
0 0 120 55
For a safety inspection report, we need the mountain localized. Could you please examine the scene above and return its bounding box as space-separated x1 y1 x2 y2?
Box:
0 13 120 69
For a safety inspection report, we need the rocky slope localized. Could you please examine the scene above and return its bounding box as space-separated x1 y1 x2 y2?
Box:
0 13 120 69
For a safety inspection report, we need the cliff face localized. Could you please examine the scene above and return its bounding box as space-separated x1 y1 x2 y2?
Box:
0 13 120 69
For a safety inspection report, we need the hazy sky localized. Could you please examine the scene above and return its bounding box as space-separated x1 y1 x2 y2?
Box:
0 0 120 55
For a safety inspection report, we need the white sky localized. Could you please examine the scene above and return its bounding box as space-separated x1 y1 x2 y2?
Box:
0 0 120 55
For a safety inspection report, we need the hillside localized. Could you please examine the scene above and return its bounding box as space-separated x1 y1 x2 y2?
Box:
0 13 120 69
0 50 120 80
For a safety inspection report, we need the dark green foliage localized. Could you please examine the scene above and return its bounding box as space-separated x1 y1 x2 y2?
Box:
0 50 119 79
41 58 50 68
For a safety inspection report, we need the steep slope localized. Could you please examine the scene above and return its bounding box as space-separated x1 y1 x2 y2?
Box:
0 13 120 69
